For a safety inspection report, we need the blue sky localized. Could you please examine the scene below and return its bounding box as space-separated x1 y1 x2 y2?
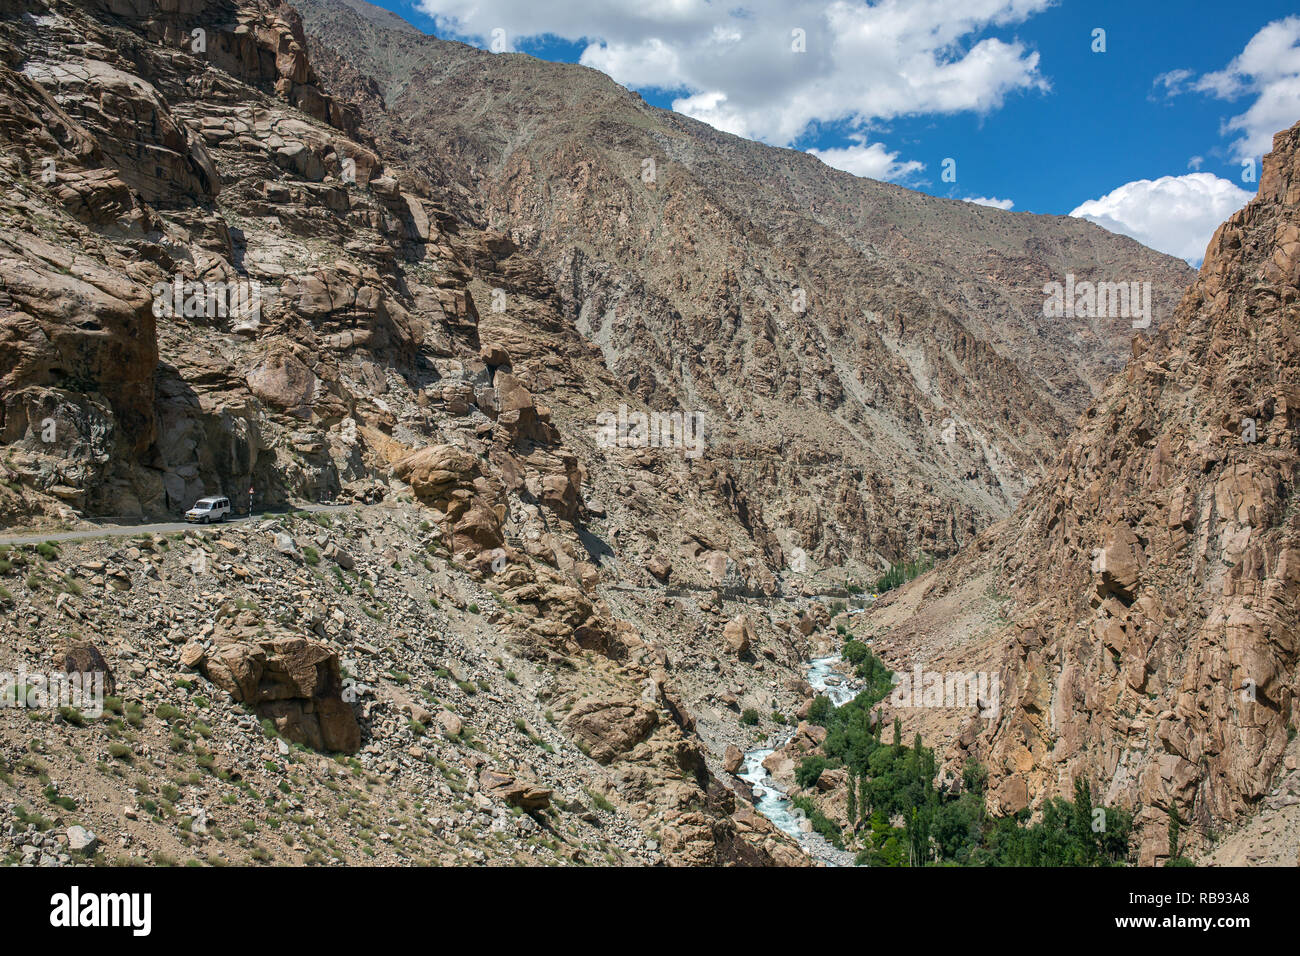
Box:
361 0 1300 264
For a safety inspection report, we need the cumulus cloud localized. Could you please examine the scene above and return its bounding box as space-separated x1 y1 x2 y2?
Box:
962 195 1014 209
415 0 1052 149
1069 173 1253 265
1157 16 1300 162
807 141 925 183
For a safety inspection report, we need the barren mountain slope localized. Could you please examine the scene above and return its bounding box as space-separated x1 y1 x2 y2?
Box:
295 0 1195 578
846 119 1300 865
0 0 846 866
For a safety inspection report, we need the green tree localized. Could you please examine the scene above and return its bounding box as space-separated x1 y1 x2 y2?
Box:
847 767 858 826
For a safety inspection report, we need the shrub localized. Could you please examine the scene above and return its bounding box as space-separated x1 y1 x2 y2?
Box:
43 786 76 811
805 695 833 725
792 795 843 849
842 639 870 665
796 755 828 788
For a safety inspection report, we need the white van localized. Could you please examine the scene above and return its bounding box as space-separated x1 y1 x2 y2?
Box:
185 496 231 524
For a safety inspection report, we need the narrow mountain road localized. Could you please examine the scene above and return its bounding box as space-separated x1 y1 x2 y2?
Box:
0 503 358 547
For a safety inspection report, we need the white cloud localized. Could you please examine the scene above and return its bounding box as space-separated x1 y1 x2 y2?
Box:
807 141 924 183
415 0 1052 147
962 195 1014 209
1160 16 1300 161
580 38 685 91
1153 68 1193 97
1069 173 1253 265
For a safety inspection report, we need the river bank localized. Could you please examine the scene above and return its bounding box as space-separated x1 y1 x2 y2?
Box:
739 654 860 866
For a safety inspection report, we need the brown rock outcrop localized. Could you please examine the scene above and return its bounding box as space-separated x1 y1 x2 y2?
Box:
478 769 552 811
202 619 360 753
565 698 658 764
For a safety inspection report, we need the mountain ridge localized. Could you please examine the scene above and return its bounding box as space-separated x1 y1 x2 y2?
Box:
296 0 1196 577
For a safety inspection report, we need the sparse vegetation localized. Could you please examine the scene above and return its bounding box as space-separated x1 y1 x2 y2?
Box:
874 556 934 593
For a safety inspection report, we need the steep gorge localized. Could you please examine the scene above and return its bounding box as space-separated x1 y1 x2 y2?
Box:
295 0 1194 580
847 119 1300 865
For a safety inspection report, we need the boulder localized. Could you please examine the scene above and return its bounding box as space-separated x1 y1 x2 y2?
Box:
479 769 552 811
65 825 97 854
723 744 744 775
202 634 360 752
436 710 463 738
565 698 658 763
61 643 115 697
179 642 206 669
393 444 479 501
647 555 671 582
723 614 754 657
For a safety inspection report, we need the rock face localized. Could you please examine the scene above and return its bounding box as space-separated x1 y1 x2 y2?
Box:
201 611 361 753
565 698 659 764
297 0 1193 579
867 120 1300 865
0 0 815 867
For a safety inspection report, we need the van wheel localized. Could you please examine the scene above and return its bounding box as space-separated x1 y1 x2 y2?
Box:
200 515 208 524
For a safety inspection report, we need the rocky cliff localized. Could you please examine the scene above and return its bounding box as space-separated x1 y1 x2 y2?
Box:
852 119 1300 864
0 0 828 866
295 0 1194 580
2 0 1262 869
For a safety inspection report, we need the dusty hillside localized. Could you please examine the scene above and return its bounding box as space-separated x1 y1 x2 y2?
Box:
0 0 854 866
838 120 1300 865
295 0 1194 580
